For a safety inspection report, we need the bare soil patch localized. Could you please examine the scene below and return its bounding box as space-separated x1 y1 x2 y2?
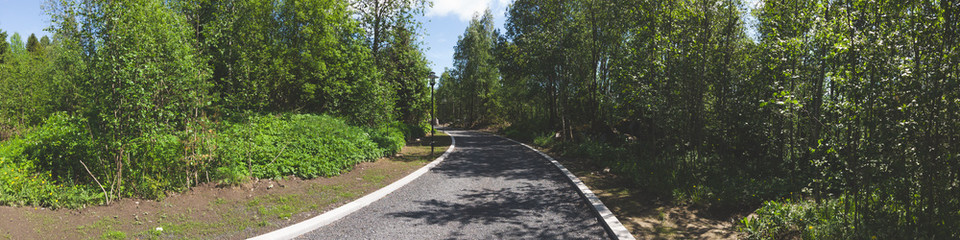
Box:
0 133 451 240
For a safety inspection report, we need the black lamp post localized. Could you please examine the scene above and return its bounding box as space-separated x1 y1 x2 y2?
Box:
428 72 438 156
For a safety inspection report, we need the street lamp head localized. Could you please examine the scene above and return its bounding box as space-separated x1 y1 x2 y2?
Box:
428 72 438 87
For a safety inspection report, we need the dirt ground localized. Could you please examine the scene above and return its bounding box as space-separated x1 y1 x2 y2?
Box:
0 133 451 240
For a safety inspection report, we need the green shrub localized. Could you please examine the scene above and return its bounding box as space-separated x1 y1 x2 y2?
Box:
0 112 406 207
125 132 187 199
0 157 100 208
391 121 428 140
501 118 551 143
17 113 97 184
741 198 853 240
0 113 105 208
215 114 387 182
367 124 405 156
532 132 556 148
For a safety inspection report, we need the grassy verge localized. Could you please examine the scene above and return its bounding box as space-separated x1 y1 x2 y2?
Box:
0 132 451 239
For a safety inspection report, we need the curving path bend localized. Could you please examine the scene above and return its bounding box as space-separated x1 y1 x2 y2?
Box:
297 130 611 239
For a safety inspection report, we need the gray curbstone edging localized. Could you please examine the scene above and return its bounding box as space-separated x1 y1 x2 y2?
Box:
249 130 457 240
497 135 636 240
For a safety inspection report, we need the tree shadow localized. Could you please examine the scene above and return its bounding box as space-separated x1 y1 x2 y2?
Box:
431 133 561 182
387 182 609 239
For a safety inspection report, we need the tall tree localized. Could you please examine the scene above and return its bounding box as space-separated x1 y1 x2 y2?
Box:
381 21 430 125
39 35 51 49
446 10 499 126
26 33 41 53
0 30 8 63
352 0 432 125
351 0 427 59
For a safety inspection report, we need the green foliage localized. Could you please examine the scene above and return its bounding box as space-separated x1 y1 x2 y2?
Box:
39 36 50 50
125 132 189 199
80 0 210 136
0 116 102 208
380 23 431 125
741 199 855 240
18 113 96 184
0 31 59 137
184 0 396 125
391 121 429 140
367 122 407 155
100 230 126 240
532 134 556 149
215 114 388 182
436 10 501 127
437 0 960 238
0 0 431 209
502 119 550 143
0 159 100 209
0 29 8 63
26 34 40 54
353 0 432 125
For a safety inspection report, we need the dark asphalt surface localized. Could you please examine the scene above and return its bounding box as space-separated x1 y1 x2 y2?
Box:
298 130 610 239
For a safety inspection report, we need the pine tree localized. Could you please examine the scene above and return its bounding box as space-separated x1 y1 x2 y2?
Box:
26 33 41 53
39 35 50 49
0 30 8 63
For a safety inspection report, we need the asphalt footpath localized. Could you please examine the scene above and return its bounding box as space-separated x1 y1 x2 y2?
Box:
298 130 610 239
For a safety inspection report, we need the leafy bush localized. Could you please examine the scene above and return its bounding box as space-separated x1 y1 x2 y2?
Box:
0 113 106 208
17 113 97 184
0 159 100 208
0 112 407 207
125 132 188 199
741 199 853 240
502 121 547 143
367 123 406 156
0 113 211 205
215 114 388 182
395 121 430 140
532 133 556 148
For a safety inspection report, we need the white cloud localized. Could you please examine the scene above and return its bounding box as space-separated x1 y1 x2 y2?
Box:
428 0 511 22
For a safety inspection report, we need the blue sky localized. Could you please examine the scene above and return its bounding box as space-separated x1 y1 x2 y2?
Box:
418 0 512 74
0 0 52 40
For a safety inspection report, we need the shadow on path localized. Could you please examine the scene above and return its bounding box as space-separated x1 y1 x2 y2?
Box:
431 133 559 182
388 182 606 239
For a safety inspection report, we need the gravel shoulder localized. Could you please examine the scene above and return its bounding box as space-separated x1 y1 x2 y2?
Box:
300 130 610 239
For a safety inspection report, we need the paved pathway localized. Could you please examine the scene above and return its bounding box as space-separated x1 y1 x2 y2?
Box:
299 130 609 239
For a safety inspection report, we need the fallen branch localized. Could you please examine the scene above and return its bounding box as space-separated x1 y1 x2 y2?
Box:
81 158 110 204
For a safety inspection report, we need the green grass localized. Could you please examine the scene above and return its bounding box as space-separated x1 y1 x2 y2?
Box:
75 217 121 236
100 231 126 240
362 173 387 185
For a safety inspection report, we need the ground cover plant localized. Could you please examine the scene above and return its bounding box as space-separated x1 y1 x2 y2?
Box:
215 114 405 182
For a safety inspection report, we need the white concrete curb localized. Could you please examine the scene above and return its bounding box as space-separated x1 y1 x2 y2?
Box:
498 136 636 240
249 131 457 240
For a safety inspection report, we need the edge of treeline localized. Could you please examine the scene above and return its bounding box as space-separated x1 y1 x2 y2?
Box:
0 0 435 209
